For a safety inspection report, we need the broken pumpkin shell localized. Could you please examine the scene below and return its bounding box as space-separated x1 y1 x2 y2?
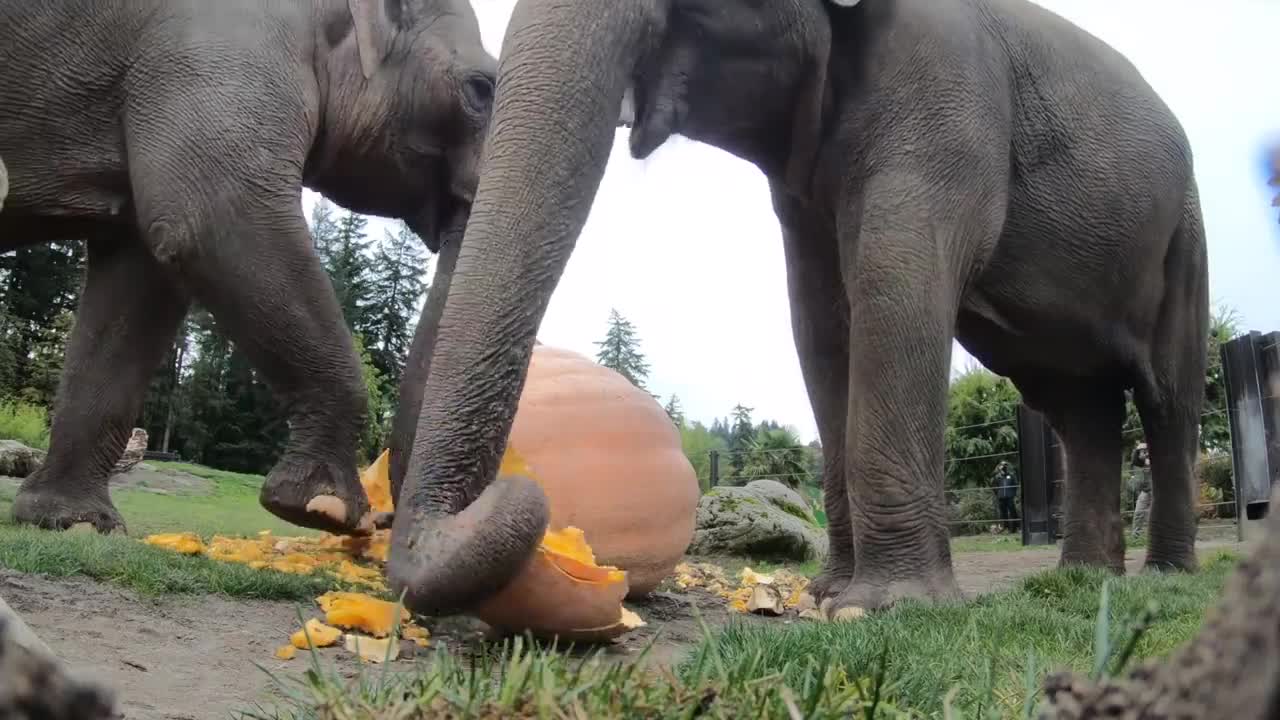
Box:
290 618 342 649
317 591 409 638
474 526 646 643
343 633 399 663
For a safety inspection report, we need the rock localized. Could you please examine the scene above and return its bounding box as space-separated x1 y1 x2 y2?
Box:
0 440 44 478
740 480 820 525
111 428 148 476
746 585 785 616
688 481 828 562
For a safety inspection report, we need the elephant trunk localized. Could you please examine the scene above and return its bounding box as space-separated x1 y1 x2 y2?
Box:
387 0 662 616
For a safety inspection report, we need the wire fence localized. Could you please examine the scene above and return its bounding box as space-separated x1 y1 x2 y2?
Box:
702 354 1252 543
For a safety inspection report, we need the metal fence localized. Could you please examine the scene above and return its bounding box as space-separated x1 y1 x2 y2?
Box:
701 328 1280 547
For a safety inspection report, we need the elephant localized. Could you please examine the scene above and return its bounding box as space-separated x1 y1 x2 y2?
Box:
384 0 1210 619
0 0 495 536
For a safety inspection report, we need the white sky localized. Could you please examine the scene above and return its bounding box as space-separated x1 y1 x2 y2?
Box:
303 0 1280 443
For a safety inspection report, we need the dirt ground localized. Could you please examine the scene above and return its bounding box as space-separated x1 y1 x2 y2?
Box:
2 541 1242 720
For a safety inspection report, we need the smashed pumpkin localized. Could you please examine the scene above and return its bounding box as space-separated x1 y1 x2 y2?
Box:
290 618 342 649
507 345 699 596
475 526 646 643
317 591 409 637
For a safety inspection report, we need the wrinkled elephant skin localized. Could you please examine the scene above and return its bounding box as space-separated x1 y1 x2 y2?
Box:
391 0 1209 617
0 0 494 536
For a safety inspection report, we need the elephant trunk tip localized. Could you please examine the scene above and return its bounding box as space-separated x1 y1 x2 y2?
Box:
388 475 550 617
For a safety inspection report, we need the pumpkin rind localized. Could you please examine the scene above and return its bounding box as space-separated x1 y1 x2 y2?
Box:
509 345 699 596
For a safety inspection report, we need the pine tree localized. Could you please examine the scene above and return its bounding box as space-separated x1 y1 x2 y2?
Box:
664 394 685 428
0 241 85 399
326 210 373 331
728 404 755 480
364 222 429 391
594 308 650 389
309 197 340 266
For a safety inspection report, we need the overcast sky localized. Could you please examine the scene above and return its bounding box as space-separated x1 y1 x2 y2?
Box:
303 0 1280 443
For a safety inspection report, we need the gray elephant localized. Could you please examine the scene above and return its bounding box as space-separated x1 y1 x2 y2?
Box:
386 0 1209 618
0 0 494 536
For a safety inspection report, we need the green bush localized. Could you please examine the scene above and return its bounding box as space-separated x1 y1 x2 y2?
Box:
948 490 1001 536
0 402 49 449
1196 452 1235 519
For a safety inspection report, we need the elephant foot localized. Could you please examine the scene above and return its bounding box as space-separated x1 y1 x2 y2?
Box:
805 563 854 603
1058 532 1126 575
1142 548 1198 574
825 568 963 617
11 481 126 534
259 457 388 536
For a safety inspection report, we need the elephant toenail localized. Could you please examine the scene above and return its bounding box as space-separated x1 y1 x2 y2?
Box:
305 495 348 524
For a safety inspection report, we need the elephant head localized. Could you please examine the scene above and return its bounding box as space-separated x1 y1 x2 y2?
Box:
388 0 860 614
303 0 496 254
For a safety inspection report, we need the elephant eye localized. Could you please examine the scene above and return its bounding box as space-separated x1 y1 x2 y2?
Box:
463 72 495 114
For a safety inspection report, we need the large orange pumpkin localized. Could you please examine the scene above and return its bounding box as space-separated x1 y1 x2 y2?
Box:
509 344 699 596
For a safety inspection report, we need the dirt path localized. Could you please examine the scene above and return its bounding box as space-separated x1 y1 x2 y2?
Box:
1 541 1242 720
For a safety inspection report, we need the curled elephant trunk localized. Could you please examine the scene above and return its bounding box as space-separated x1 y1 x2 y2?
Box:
387 0 664 615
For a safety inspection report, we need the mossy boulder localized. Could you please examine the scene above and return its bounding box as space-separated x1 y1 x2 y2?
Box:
688 480 827 562
0 440 44 479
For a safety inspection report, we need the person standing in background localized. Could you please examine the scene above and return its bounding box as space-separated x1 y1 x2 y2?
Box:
1130 442 1152 538
992 461 1019 533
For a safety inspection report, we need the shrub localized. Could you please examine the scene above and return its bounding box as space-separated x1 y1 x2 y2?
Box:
1195 452 1234 519
0 402 50 450
948 490 999 536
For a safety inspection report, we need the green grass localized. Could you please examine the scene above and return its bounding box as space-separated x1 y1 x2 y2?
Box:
0 461 315 538
0 460 336 600
251 552 1238 719
0 402 50 449
0 524 332 600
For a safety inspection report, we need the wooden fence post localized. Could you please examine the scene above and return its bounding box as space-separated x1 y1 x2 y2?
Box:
1221 330 1280 532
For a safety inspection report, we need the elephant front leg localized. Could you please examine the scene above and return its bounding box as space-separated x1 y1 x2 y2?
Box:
387 237 460 507
13 235 189 533
827 247 963 615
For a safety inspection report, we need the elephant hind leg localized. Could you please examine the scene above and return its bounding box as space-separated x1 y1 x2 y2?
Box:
1032 379 1128 573
13 234 188 534
775 195 853 603
1132 202 1208 573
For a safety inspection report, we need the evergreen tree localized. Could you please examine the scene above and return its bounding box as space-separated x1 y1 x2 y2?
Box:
728 404 755 480
594 308 650 389
326 210 373 331
0 241 84 400
664 394 685 428
309 197 340 266
364 222 428 391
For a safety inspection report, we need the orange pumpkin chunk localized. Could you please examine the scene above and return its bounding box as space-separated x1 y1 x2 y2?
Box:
290 618 342 649
318 591 408 637
143 532 205 555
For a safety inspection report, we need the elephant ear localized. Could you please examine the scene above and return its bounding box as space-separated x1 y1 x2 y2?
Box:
348 0 403 79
